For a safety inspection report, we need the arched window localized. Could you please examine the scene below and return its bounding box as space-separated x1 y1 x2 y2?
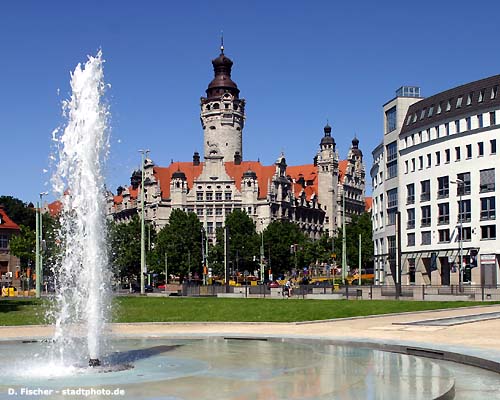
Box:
213 103 219 109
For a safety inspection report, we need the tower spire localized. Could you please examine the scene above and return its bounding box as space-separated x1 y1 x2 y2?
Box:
220 31 224 54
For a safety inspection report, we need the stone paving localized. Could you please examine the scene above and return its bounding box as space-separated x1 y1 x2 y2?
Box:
2 304 500 368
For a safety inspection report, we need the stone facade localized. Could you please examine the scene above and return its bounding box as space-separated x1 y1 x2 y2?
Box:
108 47 366 240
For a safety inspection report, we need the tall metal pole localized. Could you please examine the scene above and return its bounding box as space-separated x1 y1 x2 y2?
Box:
331 235 335 284
358 234 362 286
260 220 264 283
139 149 149 295
342 191 346 285
35 201 40 298
224 226 228 285
459 182 464 292
205 226 209 283
38 192 48 297
164 252 168 294
201 228 205 285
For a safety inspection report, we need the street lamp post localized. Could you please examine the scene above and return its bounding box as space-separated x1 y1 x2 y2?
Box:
138 149 150 295
451 178 464 291
342 190 346 285
36 192 48 298
35 201 40 298
259 219 264 283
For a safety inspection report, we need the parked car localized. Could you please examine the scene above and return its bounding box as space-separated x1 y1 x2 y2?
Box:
268 280 280 288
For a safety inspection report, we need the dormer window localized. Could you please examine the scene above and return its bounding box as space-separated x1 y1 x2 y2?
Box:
428 105 434 117
479 89 485 102
492 85 498 99
466 92 473 105
456 96 463 108
446 99 452 112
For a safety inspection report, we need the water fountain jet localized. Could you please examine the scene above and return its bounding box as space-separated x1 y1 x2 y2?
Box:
51 50 111 367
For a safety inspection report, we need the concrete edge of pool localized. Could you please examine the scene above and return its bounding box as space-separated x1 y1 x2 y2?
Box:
1 304 500 379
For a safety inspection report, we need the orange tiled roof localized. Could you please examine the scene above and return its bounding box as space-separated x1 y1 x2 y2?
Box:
113 186 140 205
286 164 318 200
224 161 275 199
154 162 205 200
338 160 348 182
113 159 356 204
0 207 20 230
47 200 62 217
365 197 372 212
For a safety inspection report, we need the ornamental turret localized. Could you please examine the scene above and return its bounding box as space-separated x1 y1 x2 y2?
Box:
316 122 339 236
200 39 245 162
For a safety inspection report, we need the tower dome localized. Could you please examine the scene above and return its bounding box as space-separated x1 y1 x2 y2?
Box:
320 122 335 147
351 136 362 157
206 43 240 99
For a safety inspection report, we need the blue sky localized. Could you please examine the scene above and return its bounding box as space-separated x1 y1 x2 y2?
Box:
2 0 500 204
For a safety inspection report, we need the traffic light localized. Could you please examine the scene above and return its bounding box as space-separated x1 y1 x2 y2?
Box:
470 249 478 268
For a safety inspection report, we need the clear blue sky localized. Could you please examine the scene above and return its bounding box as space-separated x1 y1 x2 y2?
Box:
2 0 500 204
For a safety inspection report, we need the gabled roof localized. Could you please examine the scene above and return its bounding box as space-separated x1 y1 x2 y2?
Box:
365 197 372 212
47 200 62 217
287 164 318 201
112 158 354 205
0 207 20 231
338 160 348 182
154 162 204 200
223 161 275 199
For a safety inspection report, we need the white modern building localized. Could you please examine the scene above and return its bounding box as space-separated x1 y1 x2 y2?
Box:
372 75 500 286
371 86 423 285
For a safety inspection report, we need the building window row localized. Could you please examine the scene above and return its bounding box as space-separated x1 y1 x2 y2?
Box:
405 140 496 173
409 224 496 246
402 110 498 150
407 170 494 204
408 197 495 226
196 192 232 201
405 88 498 127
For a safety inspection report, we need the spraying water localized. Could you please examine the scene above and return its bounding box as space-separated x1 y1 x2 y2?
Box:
51 50 111 366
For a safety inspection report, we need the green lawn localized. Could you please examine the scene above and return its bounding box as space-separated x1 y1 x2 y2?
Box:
0 296 496 326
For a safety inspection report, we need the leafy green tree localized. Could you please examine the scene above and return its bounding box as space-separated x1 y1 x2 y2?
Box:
0 196 36 229
153 210 203 280
9 225 36 268
336 212 373 271
211 210 260 277
263 220 308 275
108 216 141 280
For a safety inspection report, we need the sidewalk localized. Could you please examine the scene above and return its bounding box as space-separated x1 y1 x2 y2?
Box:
2 305 500 369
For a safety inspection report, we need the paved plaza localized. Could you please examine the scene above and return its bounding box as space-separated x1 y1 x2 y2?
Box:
2 304 500 369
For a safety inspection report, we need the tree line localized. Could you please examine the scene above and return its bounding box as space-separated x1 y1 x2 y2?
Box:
2 196 373 283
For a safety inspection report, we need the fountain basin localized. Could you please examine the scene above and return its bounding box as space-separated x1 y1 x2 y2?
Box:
1 337 499 399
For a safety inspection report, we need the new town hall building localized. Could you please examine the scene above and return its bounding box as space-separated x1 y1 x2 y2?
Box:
107 46 367 239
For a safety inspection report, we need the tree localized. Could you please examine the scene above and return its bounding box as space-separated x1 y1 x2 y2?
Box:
108 216 141 280
336 212 373 271
0 196 36 229
153 210 203 280
262 220 308 275
9 225 36 268
211 210 260 277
